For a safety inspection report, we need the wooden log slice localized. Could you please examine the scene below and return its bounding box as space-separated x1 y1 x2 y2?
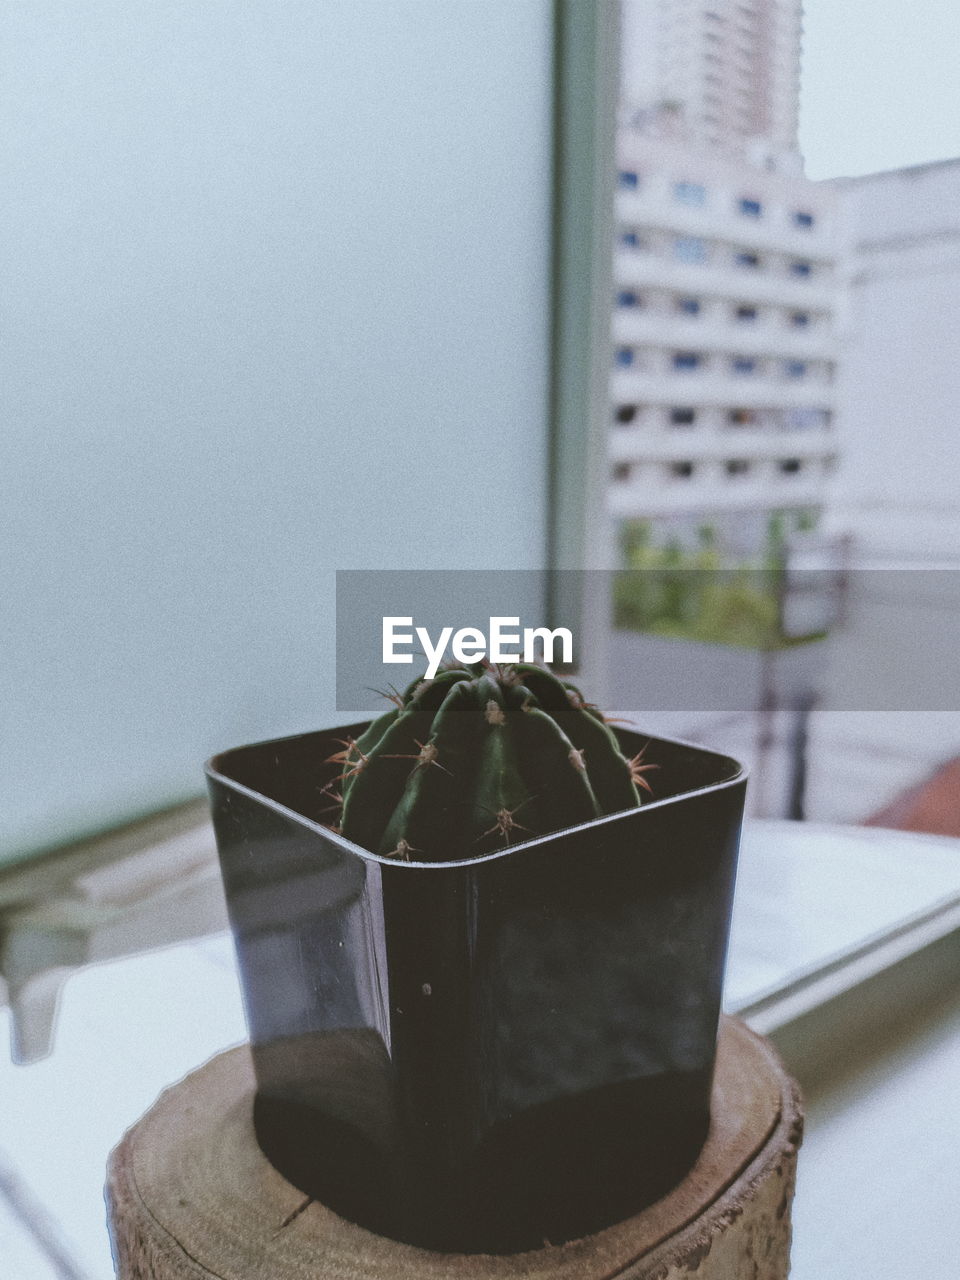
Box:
106 1016 802 1279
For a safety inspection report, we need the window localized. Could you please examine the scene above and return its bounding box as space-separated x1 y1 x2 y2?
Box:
619 229 642 250
731 356 757 375
674 236 709 264
779 457 803 474
728 408 757 426
790 260 812 278
615 347 634 368
617 290 640 307
612 462 632 482
673 351 702 371
618 170 639 190
3 1 565 872
734 250 760 269
669 460 695 479
670 407 696 426
615 404 637 424
784 360 807 379
784 408 829 430
793 210 815 228
726 459 750 476
735 305 757 323
673 181 707 206
790 310 810 328
676 296 701 315
738 197 763 217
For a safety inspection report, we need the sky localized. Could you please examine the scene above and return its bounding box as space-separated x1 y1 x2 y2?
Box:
800 0 960 179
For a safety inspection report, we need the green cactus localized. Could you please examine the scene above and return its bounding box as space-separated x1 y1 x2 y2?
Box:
326 663 656 862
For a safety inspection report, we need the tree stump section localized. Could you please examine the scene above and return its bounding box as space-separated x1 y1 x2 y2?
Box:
106 1016 802 1279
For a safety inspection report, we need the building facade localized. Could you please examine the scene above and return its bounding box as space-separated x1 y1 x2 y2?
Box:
609 0 844 548
800 160 960 826
608 132 843 534
620 0 803 160
824 158 960 563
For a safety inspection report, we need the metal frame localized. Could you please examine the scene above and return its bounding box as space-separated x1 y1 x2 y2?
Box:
546 0 621 697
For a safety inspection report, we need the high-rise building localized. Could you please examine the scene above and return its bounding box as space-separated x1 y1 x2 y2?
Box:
620 0 803 162
608 134 842 533
610 1 844 549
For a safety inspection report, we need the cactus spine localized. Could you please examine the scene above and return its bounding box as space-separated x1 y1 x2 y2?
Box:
327 664 655 862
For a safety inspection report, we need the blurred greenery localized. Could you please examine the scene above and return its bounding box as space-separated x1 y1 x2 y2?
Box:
614 513 824 649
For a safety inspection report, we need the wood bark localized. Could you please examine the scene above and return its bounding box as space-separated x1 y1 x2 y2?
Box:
106 1016 802 1279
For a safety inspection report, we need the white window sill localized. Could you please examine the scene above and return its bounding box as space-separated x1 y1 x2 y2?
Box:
2 814 960 1278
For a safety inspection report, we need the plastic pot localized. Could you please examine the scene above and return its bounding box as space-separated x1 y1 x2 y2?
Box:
206 723 746 1253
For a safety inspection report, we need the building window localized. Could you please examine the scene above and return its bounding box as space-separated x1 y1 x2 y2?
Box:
731 356 757 375
779 457 803 474
615 347 634 368
784 408 829 430
673 351 702 371
617 290 640 308
615 404 638 424
734 250 760 269
738 197 763 217
676 296 701 315
674 236 709 264
618 170 639 190
790 310 810 327
726 459 751 476
612 462 632 482
728 408 757 426
674 181 707 206
784 360 807 379
670 407 697 426
793 210 815 228
735 304 758 323
790 260 812 277
619 229 642 250
670 461 695 479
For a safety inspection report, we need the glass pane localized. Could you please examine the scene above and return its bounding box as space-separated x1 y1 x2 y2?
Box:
2 1 556 865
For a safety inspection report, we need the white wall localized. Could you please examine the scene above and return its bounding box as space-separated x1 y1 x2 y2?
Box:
0 2 554 862
828 160 960 561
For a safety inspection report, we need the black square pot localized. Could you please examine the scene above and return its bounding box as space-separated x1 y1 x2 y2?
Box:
206 723 746 1254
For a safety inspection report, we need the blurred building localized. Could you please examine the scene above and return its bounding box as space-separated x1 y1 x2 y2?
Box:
824 158 960 565
609 137 842 531
801 160 960 825
610 0 844 549
620 0 802 159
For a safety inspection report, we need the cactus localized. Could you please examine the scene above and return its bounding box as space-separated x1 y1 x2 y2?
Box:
325 663 656 862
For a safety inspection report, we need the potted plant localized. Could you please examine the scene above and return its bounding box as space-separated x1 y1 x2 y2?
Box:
206 663 746 1254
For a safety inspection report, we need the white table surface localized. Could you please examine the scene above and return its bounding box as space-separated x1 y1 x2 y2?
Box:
2 818 959 1279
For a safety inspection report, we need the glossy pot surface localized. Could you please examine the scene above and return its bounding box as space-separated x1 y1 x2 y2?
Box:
206 724 746 1253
